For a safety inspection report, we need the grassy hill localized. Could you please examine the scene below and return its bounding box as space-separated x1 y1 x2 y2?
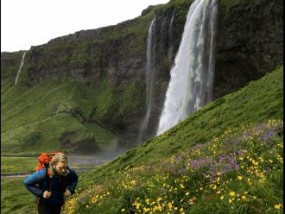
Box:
62 67 283 213
1 78 135 155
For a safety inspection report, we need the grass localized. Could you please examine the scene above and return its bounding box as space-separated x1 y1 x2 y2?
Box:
1 178 37 214
65 120 283 214
1 157 36 174
1 79 116 154
58 67 283 213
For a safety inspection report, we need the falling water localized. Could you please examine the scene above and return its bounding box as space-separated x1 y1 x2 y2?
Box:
15 52 27 85
137 18 156 144
156 0 218 135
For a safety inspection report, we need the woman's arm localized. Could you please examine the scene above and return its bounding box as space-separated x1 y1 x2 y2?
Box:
66 168 78 194
24 169 47 197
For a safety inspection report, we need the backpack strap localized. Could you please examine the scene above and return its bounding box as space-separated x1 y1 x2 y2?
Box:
44 164 52 191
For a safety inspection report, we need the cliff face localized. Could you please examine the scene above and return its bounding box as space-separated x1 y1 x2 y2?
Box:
1 0 283 149
215 0 283 98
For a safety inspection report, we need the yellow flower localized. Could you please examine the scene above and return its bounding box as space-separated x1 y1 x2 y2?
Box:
229 191 235 197
220 195 224 200
185 192 190 195
237 176 243 181
274 203 282 209
143 207 151 212
157 197 162 202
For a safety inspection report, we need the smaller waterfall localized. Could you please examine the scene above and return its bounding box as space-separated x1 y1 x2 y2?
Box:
137 18 156 144
156 0 218 136
15 52 27 85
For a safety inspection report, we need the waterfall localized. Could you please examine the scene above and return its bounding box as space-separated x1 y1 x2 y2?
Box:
156 0 218 136
137 18 156 144
15 52 27 85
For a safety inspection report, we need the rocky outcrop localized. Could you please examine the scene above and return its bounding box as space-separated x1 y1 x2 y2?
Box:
214 0 283 98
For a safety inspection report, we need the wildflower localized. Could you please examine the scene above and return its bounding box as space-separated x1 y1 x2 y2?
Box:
229 191 236 197
274 203 282 209
143 207 151 212
188 197 196 205
134 201 141 209
220 195 224 200
157 197 162 202
237 176 243 181
185 192 190 196
252 160 259 166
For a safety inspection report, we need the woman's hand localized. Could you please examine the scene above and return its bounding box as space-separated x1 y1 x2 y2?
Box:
64 189 71 197
43 190 52 198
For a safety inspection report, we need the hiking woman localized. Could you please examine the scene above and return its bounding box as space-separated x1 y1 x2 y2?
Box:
24 152 78 214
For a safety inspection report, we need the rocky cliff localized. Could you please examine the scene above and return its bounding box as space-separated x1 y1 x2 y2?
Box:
1 0 283 151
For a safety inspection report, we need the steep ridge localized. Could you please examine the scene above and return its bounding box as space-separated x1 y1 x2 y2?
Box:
65 67 283 213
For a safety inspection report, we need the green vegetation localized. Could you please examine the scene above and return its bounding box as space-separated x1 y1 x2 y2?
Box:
58 67 282 213
1 79 115 154
1 51 26 93
1 157 36 174
66 120 283 214
1 73 146 154
1 178 36 214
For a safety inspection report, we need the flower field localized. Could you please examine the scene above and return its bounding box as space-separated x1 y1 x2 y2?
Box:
64 119 283 213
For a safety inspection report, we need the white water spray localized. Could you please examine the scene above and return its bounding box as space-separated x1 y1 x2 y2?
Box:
156 0 218 135
137 18 156 143
15 52 27 85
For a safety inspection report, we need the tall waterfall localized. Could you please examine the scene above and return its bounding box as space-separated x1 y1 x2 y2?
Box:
137 18 156 143
15 51 27 85
156 0 218 136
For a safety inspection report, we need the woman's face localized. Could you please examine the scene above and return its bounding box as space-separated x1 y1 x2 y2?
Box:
54 161 68 176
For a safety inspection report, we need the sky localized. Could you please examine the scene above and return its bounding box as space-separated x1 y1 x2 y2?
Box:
1 0 170 52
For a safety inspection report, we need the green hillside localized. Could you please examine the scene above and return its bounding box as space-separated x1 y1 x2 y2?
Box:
63 67 283 213
1 79 118 155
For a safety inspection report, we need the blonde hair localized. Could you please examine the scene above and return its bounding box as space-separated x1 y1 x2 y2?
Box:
49 152 68 176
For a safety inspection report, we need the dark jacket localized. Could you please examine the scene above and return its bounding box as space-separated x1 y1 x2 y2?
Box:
24 167 78 206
